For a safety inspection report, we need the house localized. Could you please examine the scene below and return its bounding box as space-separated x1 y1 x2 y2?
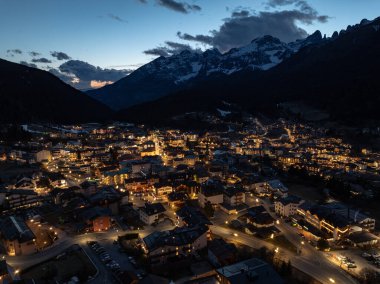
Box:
322 202 376 231
220 187 248 215
216 258 284 284
79 206 112 232
88 186 122 215
176 205 211 227
267 180 288 197
167 192 188 208
154 182 173 197
252 182 271 197
198 186 223 208
0 216 36 256
208 238 237 267
246 206 275 228
34 149 52 162
139 203 166 225
141 225 208 265
12 176 35 190
274 195 304 217
124 175 159 192
223 188 246 207
131 160 152 175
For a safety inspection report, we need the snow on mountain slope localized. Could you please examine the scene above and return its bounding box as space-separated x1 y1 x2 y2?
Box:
87 31 324 110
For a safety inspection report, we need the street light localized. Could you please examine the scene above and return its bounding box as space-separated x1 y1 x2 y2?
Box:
329 278 335 283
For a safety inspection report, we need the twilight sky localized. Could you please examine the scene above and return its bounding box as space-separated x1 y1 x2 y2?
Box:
1 0 379 89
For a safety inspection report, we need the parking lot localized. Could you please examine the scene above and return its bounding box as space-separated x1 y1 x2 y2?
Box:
87 238 147 282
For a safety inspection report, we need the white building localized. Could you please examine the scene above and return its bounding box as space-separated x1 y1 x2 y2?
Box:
139 203 166 225
274 195 304 217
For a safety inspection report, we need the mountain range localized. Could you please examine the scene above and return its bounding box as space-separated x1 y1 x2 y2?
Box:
116 17 380 126
1 17 380 126
87 31 324 110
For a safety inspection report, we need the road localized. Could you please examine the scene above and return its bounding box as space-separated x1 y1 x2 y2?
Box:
210 196 358 284
4 223 172 272
5 195 358 284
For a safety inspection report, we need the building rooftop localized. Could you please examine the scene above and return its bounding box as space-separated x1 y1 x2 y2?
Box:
143 225 208 252
176 205 212 227
140 202 166 216
0 216 35 243
216 258 284 284
276 195 303 206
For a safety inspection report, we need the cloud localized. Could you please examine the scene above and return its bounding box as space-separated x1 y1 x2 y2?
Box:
20 61 37 68
267 0 329 22
144 47 171 57
49 68 76 82
144 41 201 57
156 0 201 14
107 13 128 23
231 10 251 18
29 51 41 57
49 60 132 90
177 1 329 52
176 32 213 45
58 60 131 81
51 51 71 60
90 80 114 88
6 49 22 56
32 57 52 63
108 63 145 69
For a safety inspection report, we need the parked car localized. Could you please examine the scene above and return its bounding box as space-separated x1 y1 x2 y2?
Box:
362 252 371 258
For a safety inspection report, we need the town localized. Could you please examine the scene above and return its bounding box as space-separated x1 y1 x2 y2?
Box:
0 119 379 284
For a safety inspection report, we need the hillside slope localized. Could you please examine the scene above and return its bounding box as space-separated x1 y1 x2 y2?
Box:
0 59 113 123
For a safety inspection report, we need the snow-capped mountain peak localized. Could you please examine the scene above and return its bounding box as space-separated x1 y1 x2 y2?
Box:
88 30 326 110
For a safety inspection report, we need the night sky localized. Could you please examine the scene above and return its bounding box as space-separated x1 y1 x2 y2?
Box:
1 0 379 89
